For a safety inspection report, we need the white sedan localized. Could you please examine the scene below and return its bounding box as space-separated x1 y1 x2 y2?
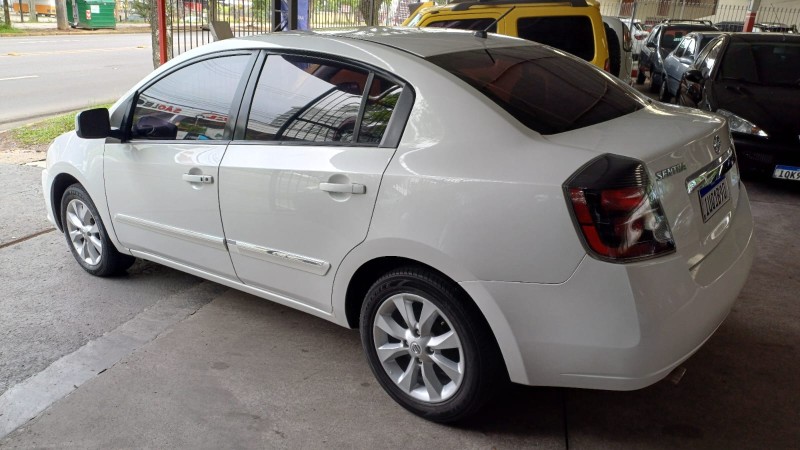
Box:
42 27 755 423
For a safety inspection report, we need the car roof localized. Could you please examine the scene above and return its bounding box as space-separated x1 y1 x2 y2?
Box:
237 27 533 58
727 32 800 43
660 23 717 30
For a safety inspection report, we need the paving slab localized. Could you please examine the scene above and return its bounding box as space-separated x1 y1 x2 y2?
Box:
0 177 797 449
566 178 800 449
0 290 567 449
0 164 51 247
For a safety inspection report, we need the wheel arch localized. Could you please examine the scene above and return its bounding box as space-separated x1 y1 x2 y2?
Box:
50 172 81 232
333 239 526 383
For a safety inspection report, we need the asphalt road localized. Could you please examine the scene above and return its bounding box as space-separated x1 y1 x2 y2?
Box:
0 34 154 129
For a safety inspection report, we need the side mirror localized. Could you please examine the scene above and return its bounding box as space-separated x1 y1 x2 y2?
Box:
646 41 657 49
133 116 178 140
75 108 111 139
685 69 704 83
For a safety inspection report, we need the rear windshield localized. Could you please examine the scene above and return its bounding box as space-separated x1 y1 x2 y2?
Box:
426 46 644 135
517 16 595 61
662 26 717 50
719 42 800 86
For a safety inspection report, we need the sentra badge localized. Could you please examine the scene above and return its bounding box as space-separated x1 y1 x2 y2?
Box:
656 162 687 181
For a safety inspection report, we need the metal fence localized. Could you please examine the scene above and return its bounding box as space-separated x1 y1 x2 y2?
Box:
156 0 800 62
599 0 800 29
159 0 412 58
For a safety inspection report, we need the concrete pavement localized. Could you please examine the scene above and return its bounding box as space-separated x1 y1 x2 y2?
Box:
0 158 798 447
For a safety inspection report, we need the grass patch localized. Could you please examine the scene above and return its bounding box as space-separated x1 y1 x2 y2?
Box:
0 23 22 34
10 104 113 146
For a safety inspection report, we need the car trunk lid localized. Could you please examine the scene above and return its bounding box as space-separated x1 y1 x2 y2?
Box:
546 104 742 268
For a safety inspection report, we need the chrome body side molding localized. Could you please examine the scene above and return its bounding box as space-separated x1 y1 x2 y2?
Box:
129 249 335 319
114 214 228 251
227 240 331 276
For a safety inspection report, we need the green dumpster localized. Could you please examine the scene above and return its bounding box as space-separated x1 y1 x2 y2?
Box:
66 0 117 29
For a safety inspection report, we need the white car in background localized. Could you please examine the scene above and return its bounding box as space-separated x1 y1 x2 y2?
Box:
603 15 634 84
621 17 650 59
42 28 755 423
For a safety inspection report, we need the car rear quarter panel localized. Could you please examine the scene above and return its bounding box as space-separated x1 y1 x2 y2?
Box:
366 58 595 285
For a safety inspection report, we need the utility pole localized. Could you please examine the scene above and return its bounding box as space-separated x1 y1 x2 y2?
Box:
55 0 67 29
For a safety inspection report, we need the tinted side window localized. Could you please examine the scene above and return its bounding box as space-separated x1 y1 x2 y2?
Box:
674 37 689 57
427 46 644 135
359 77 402 144
246 55 369 143
686 37 697 57
701 39 724 75
426 18 497 32
131 54 250 140
517 16 595 61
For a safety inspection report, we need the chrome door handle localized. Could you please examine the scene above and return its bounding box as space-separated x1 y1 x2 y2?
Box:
182 174 214 184
319 182 366 194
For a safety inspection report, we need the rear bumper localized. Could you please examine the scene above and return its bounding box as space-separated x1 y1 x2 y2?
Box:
461 186 755 390
734 133 800 176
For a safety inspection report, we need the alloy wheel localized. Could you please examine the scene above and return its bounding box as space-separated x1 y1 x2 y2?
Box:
372 293 464 403
65 198 103 266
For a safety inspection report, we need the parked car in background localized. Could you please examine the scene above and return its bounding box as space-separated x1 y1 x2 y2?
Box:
659 31 723 102
43 28 755 423
715 21 743 32
620 17 649 59
754 22 797 33
637 19 719 92
404 0 616 74
603 15 634 83
679 33 800 180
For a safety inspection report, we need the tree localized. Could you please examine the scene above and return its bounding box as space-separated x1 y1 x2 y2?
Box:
3 0 12 27
27 0 37 22
357 0 383 25
55 0 68 29
131 0 151 21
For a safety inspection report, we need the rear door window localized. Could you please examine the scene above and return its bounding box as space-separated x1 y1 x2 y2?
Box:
245 54 401 146
517 16 595 61
427 45 644 135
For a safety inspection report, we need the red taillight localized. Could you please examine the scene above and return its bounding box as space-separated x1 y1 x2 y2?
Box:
635 35 646 40
565 155 675 262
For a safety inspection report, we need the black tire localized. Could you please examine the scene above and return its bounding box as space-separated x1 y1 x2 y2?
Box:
359 267 503 423
604 23 621 77
636 67 646 84
60 184 135 277
658 73 672 103
648 66 661 93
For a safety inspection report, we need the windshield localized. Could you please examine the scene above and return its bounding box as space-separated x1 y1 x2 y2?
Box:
426 46 645 135
719 42 800 86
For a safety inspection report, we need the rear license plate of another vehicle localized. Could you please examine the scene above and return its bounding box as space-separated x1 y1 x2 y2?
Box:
699 176 730 222
773 165 800 181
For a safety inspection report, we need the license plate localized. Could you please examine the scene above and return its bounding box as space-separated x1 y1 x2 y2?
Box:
699 176 730 223
773 165 800 181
